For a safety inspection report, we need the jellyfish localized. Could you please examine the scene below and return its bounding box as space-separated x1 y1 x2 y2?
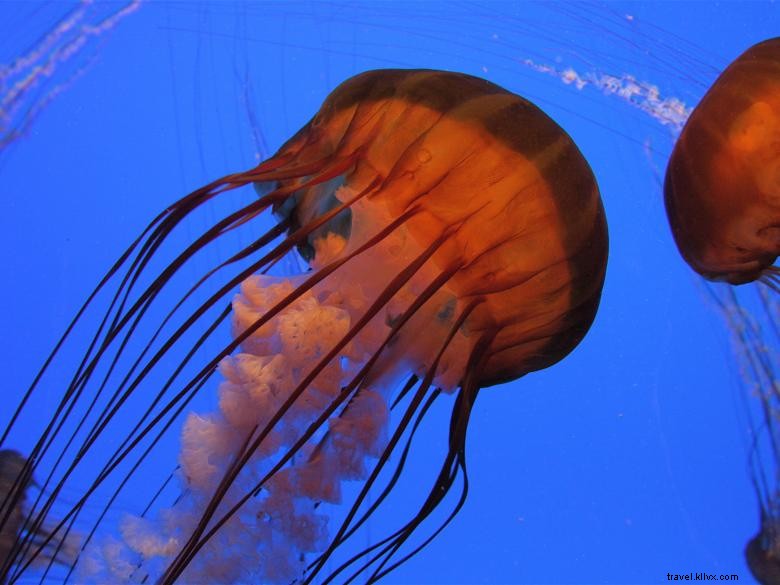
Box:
1 68 607 583
0 450 38 575
662 36 780 585
664 37 780 287
0 450 77 579
747 528 780 585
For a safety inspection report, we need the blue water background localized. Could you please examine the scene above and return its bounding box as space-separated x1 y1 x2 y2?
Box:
0 2 776 583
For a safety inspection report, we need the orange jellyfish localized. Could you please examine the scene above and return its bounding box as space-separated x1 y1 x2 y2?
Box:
664 38 780 585
664 37 780 286
2 69 607 583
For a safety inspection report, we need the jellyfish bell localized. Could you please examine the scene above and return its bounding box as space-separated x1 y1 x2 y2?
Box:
264 69 608 385
746 520 780 585
664 37 780 286
3 69 607 584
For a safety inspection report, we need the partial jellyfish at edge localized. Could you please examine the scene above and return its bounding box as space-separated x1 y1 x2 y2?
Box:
663 36 780 585
664 37 780 287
